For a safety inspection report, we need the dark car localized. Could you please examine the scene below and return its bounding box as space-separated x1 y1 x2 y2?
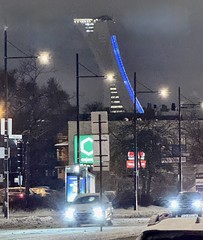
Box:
169 191 203 217
0 187 35 205
64 193 113 227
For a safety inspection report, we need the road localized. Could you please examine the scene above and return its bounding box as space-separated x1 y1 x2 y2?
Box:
0 218 149 240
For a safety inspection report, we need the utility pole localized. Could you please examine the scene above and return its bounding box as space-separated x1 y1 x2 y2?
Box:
133 72 138 211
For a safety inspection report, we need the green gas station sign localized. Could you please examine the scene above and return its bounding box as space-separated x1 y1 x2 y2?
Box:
74 135 94 165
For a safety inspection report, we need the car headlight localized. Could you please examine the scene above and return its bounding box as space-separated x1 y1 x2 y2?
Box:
65 207 75 219
170 200 178 209
93 207 103 219
192 200 202 209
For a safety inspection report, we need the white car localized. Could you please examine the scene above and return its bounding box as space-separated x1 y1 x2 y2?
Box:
137 213 203 240
64 193 113 227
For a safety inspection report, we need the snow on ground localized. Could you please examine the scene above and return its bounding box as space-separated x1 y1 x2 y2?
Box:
0 205 168 240
0 205 168 229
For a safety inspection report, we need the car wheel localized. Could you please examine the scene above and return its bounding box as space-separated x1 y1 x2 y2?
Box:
198 213 202 217
106 220 113 226
76 222 81 227
68 222 80 228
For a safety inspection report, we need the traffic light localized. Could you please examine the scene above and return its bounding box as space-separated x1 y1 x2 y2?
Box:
16 140 24 174
171 103 176 111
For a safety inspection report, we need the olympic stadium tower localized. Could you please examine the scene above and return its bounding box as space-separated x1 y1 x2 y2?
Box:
73 16 128 113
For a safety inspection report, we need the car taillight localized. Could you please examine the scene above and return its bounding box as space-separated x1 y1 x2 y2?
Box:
19 193 24 198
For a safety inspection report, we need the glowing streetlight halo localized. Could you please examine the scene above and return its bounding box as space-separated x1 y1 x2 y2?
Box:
37 51 51 65
158 87 170 99
105 72 115 82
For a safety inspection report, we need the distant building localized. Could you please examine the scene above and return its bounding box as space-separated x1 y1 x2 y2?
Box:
110 84 125 113
55 133 68 180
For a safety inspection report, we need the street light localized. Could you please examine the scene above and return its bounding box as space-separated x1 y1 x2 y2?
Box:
178 87 182 193
3 27 50 219
177 88 203 193
37 51 51 65
133 73 169 210
76 53 104 195
133 72 138 211
105 72 115 83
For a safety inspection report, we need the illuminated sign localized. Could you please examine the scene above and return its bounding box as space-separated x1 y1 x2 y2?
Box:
74 135 94 165
126 160 146 169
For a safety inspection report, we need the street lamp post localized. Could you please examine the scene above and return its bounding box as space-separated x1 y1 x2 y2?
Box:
76 53 104 194
3 27 50 218
133 74 169 210
178 87 182 192
133 72 138 211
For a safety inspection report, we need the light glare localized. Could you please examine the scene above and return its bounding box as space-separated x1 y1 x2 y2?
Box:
159 88 169 98
38 51 50 65
170 200 178 209
65 207 75 219
93 207 103 218
106 73 115 82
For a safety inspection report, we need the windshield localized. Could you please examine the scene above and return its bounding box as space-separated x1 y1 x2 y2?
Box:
178 192 201 200
9 189 24 193
142 230 203 240
74 195 100 204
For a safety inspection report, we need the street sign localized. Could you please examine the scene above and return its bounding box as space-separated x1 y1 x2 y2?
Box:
196 173 203 179
161 157 186 163
93 134 110 171
126 160 134 169
1 118 12 135
0 174 3 183
0 147 4 158
128 151 134 160
0 118 22 159
126 160 146 169
91 111 108 134
128 151 145 160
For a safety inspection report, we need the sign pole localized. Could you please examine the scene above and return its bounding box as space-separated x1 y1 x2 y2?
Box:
98 114 103 232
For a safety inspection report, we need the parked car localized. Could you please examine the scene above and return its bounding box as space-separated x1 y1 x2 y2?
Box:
31 186 56 197
64 193 113 227
0 187 35 205
137 213 203 240
169 191 203 217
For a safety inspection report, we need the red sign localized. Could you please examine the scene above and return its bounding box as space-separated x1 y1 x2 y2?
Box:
128 151 145 160
126 160 146 169
138 151 145 159
140 160 146 168
128 152 134 160
126 160 134 168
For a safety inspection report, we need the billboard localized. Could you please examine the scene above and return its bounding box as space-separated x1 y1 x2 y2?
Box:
66 176 85 202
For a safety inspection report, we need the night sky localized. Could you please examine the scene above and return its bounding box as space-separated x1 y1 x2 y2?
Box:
0 0 203 110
